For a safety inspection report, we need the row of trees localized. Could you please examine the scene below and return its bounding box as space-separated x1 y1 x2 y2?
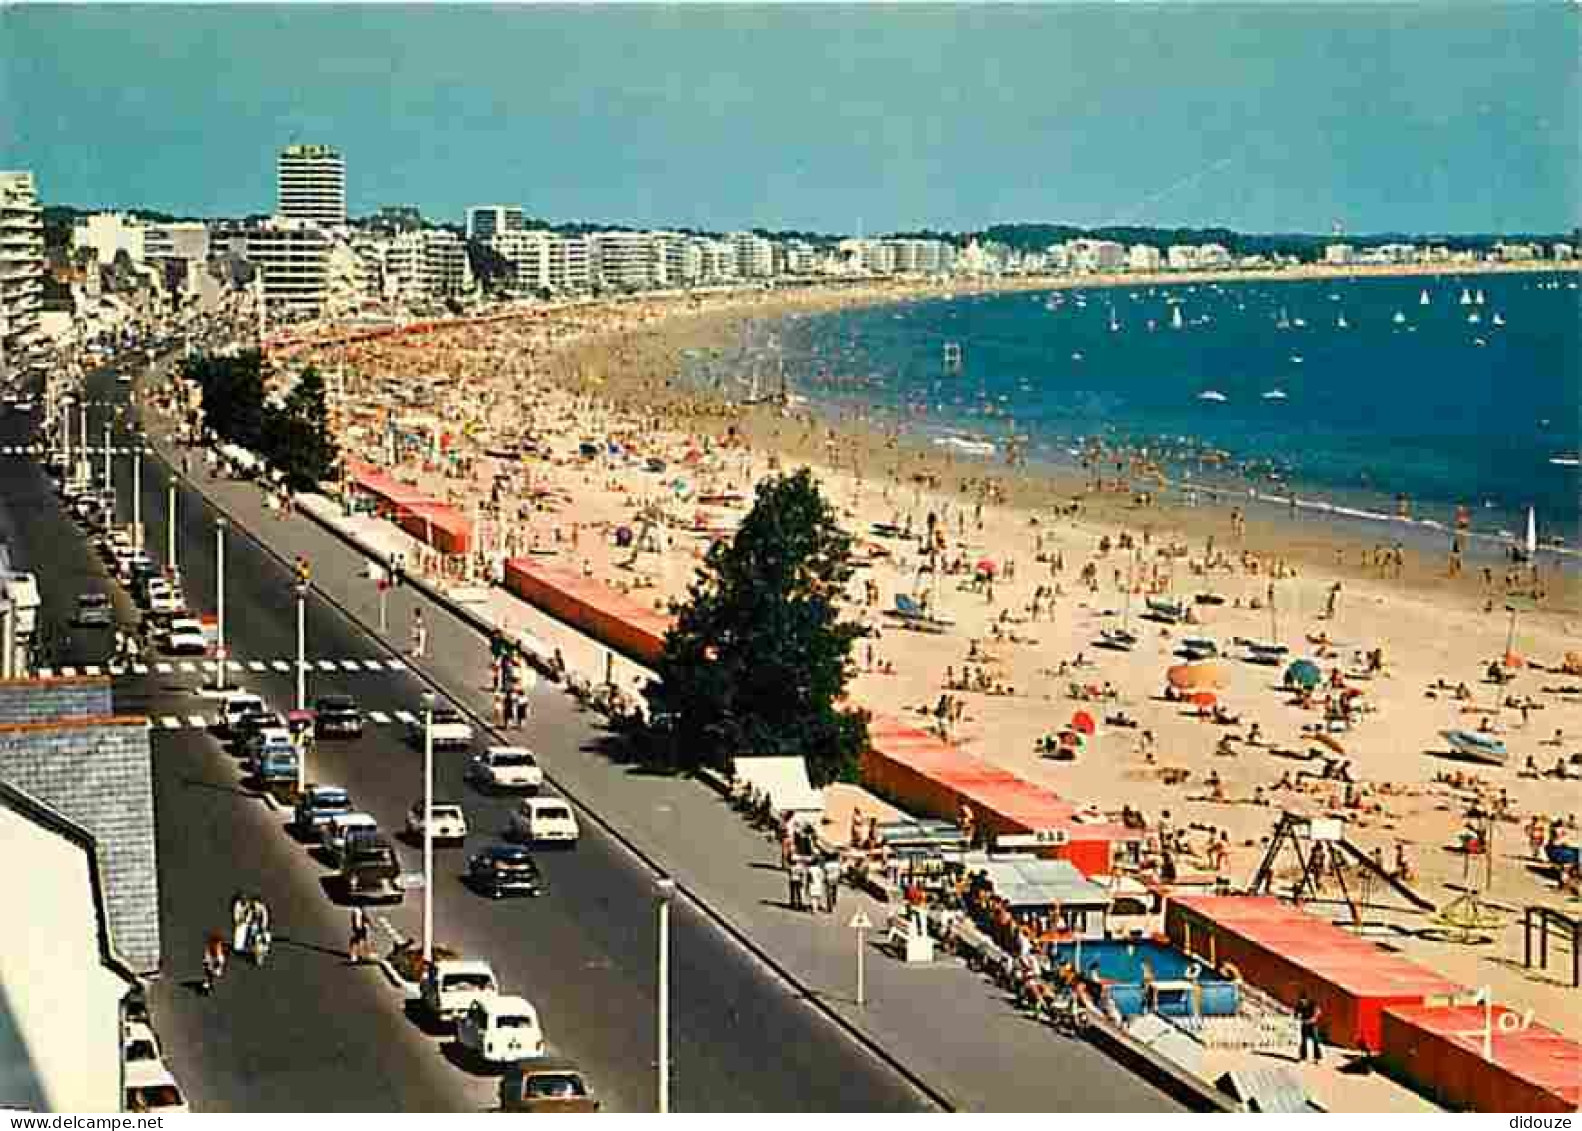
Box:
181 350 338 491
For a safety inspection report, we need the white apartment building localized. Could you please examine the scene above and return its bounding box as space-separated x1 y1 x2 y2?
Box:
381 229 473 299
489 231 592 295
1066 239 1126 273
72 212 146 264
245 218 333 313
1197 243 1233 269
277 144 346 228
0 171 46 371
591 231 656 290
700 240 736 282
1166 244 1200 270
648 231 692 287
1553 243 1575 261
728 232 774 279
145 222 209 262
1494 242 1539 262
783 241 817 275
549 234 591 293
1128 244 1163 272
1324 243 1355 266
466 205 526 241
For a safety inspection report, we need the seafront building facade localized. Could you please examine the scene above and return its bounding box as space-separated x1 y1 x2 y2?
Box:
245 218 333 313
0 171 46 373
466 205 525 241
277 144 346 228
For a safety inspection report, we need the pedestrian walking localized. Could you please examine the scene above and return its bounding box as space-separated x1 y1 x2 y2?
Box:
410 609 427 659
248 895 271 965
202 931 227 994
787 861 803 911
513 691 530 727
805 858 826 914
1295 990 1323 1062
230 891 249 954
492 687 506 726
823 855 842 914
348 906 370 964
780 827 795 870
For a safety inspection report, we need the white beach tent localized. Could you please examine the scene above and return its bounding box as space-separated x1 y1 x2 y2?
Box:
732 755 825 825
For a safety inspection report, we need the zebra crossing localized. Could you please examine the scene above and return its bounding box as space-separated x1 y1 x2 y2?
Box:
148 707 423 734
36 656 408 679
1 443 144 457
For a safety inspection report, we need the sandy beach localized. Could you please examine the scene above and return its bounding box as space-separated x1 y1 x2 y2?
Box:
291 265 1581 1041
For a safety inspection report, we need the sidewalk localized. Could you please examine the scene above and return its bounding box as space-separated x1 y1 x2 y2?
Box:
144 422 1186 1111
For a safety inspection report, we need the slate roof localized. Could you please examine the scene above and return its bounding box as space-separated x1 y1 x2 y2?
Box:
0 717 161 974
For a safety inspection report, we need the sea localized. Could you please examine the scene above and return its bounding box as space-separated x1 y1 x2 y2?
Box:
699 271 1581 568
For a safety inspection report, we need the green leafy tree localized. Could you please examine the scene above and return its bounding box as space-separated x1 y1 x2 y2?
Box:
264 366 339 489
647 468 869 785
183 350 267 450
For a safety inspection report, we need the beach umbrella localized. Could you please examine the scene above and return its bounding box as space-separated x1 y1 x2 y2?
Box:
976 558 998 576
1167 662 1225 691
1502 651 1525 669
1071 710 1096 735
1060 730 1085 750
1189 691 1218 708
1285 659 1322 690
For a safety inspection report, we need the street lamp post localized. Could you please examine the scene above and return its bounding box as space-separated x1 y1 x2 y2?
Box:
167 482 178 582
295 581 308 711
215 517 228 691
132 441 143 550
102 423 112 509
421 692 436 965
655 876 676 1114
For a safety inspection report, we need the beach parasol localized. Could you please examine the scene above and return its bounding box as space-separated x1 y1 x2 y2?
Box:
1313 733 1346 755
1189 691 1218 708
1285 659 1322 690
1167 661 1226 691
1060 730 1086 750
1501 651 1525 669
976 558 998 577
1071 710 1096 736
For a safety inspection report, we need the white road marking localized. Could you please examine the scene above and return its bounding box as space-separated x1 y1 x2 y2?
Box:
367 710 391 724
133 663 149 675
393 710 418 724
248 661 265 672
271 660 290 672
187 715 209 728
361 659 385 671
84 665 102 676
178 661 196 673
317 660 337 672
340 660 361 671
61 666 78 677
161 716 182 729
384 658 406 671
38 667 53 678
156 662 173 674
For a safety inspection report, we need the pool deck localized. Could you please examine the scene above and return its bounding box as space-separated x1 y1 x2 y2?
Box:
1200 1047 1442 1113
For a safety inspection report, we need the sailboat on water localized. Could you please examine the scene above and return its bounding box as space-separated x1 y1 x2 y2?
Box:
1171 305 1184 330
1276 307 1290 329
1392 311 1407 325
1420 289 1431 306
1460 288 1473 305
1109 308 1121 333
1492 313 1506 326
1337 312 1349 329
1513 507 1538 563
1475 289 1486 306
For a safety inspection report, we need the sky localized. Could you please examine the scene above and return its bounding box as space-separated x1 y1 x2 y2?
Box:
2 3 1577 235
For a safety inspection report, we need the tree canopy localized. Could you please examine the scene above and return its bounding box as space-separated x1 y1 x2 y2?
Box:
182 352 338 489
646 468 869 786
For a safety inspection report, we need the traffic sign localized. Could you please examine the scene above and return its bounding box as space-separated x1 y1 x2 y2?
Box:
849 909 872 931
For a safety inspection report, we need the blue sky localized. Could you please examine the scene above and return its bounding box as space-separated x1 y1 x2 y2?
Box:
3 3 1577 234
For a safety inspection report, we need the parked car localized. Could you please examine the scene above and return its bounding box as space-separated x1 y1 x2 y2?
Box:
420 958 499 1025
467 844 543 899
342 831 403 903
241 724 293 761
251 744 299 787
121 1021 164 1069
312 694 363 738
406 800 467 844
407 705 473 750
293 784 353 832
508 798 580 847
457 995 545 1064
497 1062 599 1113
320 812 379 867
74 592 114 628
162 617 209 656
123 1062 190 1115
466 746 544 792
218 692 265 734
233 708 288 748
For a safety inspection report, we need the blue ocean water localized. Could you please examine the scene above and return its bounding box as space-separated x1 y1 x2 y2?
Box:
761 273 1580 560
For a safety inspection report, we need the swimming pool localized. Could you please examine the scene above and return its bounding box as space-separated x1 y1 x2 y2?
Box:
1052 940 1241 1018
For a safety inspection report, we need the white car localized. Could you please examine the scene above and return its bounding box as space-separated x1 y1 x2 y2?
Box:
320 812 379 867
163 617 209 655
406 801 468 844
467 746 545 792
124 1061 190 1115
122 1021 164 1069
218 691 264 732
407 705 474 750
509 797 579 847
420 958 499 1025
456 994 545 1064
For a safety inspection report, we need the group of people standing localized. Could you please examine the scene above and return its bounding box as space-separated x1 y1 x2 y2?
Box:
781 822 843 914
202 892 272 993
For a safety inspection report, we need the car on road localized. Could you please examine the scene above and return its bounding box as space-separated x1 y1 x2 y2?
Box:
161 617 209 656
466 746 544 792
124 1062 189 1115
457 995 545 1064
144 579 185 615
121 1021 164 1070
407 705 473 750
406 800 467 844
218 692 265 734
74 592 114 628
420 958 499 1025
293 784 353 833
342 831 403 903
508 797 579 847
240 723 293 760
312 694 364 738
466 844 543 899
320 812 379 866
498 1062 600 1113
250 742 300 787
